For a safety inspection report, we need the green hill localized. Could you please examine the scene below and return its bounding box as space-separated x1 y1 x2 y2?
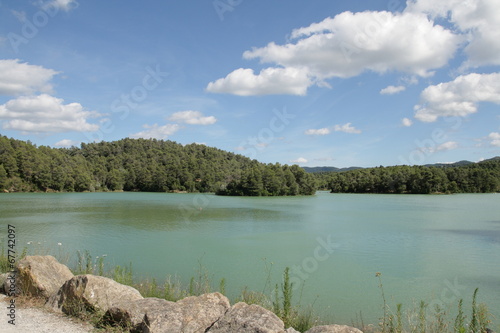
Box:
0 136 316 196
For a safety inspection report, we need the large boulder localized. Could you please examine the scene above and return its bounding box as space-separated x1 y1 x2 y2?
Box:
105 292 230 333
5 255 73 299
105 297 176 331
304 325 363 333
207 302 285 333
174 292 231 332
46 274 143 315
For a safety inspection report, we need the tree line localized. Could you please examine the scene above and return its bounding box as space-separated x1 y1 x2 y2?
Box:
0 136 316 196
315 160 500 194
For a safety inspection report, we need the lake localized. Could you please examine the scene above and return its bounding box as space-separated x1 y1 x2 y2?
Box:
1 192 499 327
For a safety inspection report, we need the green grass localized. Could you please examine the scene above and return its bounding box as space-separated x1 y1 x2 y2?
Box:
373 273 494 333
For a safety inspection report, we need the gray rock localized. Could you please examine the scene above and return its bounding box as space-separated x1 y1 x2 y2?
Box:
286 328 301 333
208 302 285 333
104 292 230 332
304 325 363 333
0 273 8 294
105 297 175 331
46 274 143 315
143 292 230 333
6 255 74 299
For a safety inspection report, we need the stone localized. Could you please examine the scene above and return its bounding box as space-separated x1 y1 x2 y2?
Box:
207 302 285 333
286 328 301 333
8 255 73 299
105 297 175 331
0 273 8 294
104 292 230 332
304 325 363 333
144 292 230 333
46 274 143 315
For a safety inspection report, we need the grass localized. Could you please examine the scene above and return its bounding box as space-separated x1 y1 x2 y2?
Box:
373 273 494 333
1 248 498 333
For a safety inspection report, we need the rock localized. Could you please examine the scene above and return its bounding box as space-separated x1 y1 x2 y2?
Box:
208 302 285 333
7 255 74 299
104 292 230 332
144 292 230 333
105 297 175 331
286 328 301 333
304 325 363 333
0 273 7 294
46 274 143 315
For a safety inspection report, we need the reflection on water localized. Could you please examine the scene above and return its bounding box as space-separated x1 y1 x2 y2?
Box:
1 192 499 326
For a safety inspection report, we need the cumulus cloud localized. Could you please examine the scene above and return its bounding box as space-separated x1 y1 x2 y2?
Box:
0 59 59 96
206 67 311 96
0 94 101 133
421 141 459 153
305 128 331 136
333 123 361 134
130 123 180 140
488 132 500 147
207 9 461 96
402 118 413 127
406 0 500 67
55 139 80 148
380 85 406 95
168 110 217 125
414 72 500 122
290 157 308 164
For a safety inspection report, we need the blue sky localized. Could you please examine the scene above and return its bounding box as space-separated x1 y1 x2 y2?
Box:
0 0 499 167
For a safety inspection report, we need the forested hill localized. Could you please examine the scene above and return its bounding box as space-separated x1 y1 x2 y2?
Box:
0 136 316 196
316 159 500 194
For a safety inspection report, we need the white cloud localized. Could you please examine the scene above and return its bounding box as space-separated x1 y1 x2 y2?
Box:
488 132 500 147
290 157 308 164
305 128 331 136
380 85 406 95
406 0 500 67
55 139 80 148
414 72 500 122
333 123 361 134
421 141 459 153
131 123 180 140
168 110 217 125
207 10 460 96
206 67 311 96
0 94 101 133
0 59 59 96
43 0 79 11
402 118 413 127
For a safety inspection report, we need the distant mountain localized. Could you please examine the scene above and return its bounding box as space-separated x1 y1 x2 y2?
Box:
424 160 474 168
304 157 500 173
481 156 500 162
303 166 362 173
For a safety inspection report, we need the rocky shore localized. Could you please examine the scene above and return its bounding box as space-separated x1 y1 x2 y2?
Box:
1 255 362 333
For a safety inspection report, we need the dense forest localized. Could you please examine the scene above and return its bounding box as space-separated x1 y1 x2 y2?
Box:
1 135 499 196
315 159 500 194
0 135 316 196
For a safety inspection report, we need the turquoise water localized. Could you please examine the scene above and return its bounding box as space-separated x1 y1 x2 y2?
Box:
1 192 499 326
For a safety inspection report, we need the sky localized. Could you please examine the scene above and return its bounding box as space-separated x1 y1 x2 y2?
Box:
0 0 499 168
